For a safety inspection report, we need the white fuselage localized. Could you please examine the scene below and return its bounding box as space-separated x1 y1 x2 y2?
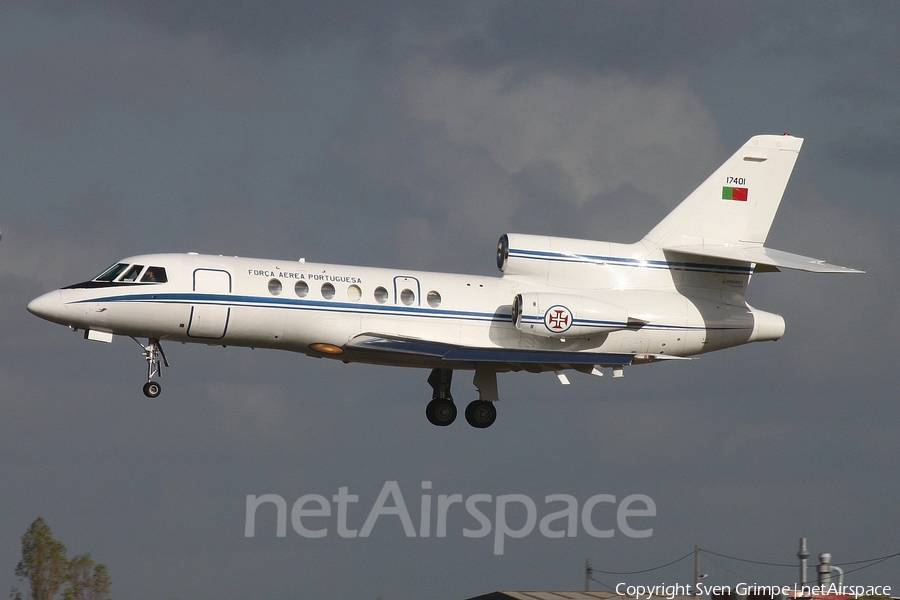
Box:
28 249 783 372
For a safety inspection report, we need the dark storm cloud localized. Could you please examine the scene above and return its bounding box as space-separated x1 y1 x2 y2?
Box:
25 1 900 84
511 161 667 242
761 2 900 63
38 0 475 54
446 1 757 76
829 132 900 174
290 101 520 272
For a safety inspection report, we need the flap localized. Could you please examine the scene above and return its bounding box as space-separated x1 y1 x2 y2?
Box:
345 333 635 368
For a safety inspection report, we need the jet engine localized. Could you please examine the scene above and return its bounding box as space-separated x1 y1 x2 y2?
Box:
511 292 631 338
497 233 555 278
497 233 617 279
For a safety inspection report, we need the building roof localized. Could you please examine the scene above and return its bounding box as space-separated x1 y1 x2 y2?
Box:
466 593 695 600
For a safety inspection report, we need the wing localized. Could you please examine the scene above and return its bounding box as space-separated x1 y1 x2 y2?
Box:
342 333 638 372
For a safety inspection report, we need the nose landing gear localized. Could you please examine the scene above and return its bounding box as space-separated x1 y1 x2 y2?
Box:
133 337 168 398
142 381 161 398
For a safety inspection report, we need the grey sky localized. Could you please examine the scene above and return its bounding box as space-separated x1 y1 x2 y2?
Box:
1 2 898 598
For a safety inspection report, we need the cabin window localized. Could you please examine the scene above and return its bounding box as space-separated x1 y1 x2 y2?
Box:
374 286 388 304
141 267 167 283
95 263 129 282
120 265 145 282
268 279 282 295
427 290 442 308
295 280 309 298
347 284 362 302
321 283 335 299
400 288 416 306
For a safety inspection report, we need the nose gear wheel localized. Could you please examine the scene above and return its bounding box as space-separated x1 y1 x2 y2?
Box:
132 337 169 397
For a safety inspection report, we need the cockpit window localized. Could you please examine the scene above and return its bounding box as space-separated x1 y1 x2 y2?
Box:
90 263 167 285
119 264 145 282
66 262 165 290
141 267 167 283
95 263 129 282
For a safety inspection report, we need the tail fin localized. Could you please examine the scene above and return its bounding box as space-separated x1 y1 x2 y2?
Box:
643 134 802 247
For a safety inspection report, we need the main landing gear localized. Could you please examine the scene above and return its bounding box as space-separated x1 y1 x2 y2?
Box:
426 368 456 426
464 399 496 429
133 337 168 398
426 367 498 428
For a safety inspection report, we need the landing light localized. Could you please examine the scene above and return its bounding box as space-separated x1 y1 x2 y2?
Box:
309 343 344 355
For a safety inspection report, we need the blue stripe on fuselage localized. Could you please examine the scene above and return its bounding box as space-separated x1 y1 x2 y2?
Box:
72 292 510 323
508 248 753 274
69 292 748 332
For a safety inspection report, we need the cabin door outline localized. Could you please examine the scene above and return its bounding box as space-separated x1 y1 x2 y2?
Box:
393 276 422 307
187 268 232 339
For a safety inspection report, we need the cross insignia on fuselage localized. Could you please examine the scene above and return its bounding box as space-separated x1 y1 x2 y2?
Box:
547 309 569 329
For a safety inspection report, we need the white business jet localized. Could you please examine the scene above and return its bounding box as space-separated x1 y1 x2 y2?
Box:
28 135 861 428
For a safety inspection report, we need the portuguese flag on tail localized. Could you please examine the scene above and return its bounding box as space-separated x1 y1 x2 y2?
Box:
722 186 749 201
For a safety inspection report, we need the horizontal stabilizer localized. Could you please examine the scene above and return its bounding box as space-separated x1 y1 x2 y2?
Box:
664 244 864 274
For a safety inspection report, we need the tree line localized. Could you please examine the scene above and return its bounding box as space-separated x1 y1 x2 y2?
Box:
9 517 111 600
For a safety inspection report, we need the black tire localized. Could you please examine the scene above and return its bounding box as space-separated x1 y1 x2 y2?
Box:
465 400 496 428
143 381 161 398
425 398 457 426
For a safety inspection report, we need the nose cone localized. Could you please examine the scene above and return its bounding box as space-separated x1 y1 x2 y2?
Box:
27 290 63 322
